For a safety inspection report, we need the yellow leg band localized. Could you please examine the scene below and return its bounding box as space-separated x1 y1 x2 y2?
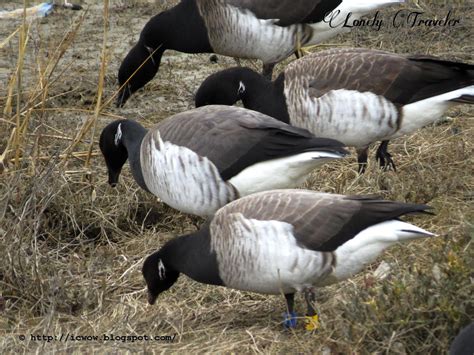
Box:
305 315 320 331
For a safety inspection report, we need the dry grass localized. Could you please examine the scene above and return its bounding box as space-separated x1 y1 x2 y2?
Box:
0 0 473 353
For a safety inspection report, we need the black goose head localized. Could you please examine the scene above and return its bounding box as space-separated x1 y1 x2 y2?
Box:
99 120 129 186
99 119 148 188
195 67 263 107
195 67 289 123
116 44 164 108
142 250 180 305
116 11 170 107
116 0 213 108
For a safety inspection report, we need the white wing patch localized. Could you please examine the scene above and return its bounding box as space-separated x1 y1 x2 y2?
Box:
140 130 238 216
327 220 434 285
285 81 400 147
199 2 306 63
199 0 401 62
210 213 333 294
228 151 342 197
114 123 122 147
397 85 474 137
307 0 404 45
285 74 473 147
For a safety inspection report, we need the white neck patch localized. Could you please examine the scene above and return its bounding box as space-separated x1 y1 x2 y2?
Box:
158 259 166 280
238 81 246 95
144 45 156 65
114 123 122 147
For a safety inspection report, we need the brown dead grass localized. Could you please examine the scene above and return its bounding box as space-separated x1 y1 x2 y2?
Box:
0 0 473 353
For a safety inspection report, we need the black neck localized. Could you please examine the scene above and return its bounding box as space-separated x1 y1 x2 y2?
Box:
241 72 290 124
121 121 149 191
162 223 223 286
140 0 213 53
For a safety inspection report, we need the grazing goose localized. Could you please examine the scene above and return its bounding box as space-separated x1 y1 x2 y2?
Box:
116 0 404 107
99 106 347 216
142 189 435 329
195 48 474 172
450 321 474 355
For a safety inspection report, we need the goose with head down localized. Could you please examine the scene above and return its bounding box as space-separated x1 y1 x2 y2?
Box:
142 189 435 329
116 0 404 106
450 321 474 355
195 48 474 172
99 106 347 216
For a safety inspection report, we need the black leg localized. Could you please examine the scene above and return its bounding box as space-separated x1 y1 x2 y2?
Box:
356 147 369 174
283 293 297 329
304 288 316 316
285 293 295 313
294 51 301 59
376 140 397 172
262 63 276 80
189 215 205 230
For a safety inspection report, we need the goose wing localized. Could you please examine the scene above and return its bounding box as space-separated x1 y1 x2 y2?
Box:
224 0 340 26
291 48 474 104
154 106 345 180
217 190 431 252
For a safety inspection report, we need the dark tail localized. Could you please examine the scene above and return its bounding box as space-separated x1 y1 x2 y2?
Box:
406 56 474 102
450 94 474 104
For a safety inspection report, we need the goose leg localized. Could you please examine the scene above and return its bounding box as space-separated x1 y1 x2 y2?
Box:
189 215 205 230
356 147 369 174
262 63 276 80
283 293 297 329
304 287 320 331
376 140 397 172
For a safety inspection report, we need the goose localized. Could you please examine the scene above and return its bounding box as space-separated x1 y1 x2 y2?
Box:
142 189 435 329
99 105 347 216
450 321 474 355
116 0 404 107
195 48 474 172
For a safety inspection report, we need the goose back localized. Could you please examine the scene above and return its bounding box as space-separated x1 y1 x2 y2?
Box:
224 0 341 26
210 189 432 253
285 48 474 104
149 105 343 180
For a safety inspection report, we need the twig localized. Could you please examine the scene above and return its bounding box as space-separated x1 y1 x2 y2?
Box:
84 0 110 170
13 6 30 169
8 151 100 164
